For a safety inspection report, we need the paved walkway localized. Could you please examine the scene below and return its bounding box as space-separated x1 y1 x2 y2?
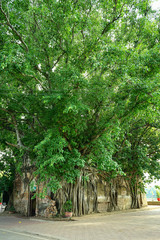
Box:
0 206 160 240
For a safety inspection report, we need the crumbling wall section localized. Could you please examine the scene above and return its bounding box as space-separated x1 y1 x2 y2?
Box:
13 173 147 217
13 174 29 216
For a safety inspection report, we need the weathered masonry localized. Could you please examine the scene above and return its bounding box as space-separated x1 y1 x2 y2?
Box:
12 171 147 217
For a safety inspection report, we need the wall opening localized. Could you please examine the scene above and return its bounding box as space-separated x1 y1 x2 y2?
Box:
30 192 36 216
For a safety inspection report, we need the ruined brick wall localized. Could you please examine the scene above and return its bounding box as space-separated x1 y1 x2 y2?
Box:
13 174 29 216
13 177 57 217
13 174 147 217
141 193 147 206
97 178 147 212
117 182 132 210
96 178 132 212
97 180 111 212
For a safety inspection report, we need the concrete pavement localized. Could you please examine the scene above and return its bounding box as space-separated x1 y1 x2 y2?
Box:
0 206 160 240
0 230 59 240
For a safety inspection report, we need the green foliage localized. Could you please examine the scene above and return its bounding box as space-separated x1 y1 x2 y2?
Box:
0 153 15 194
0 193 2 203
0 0 160 195
155 186 160 198
8 206 16 212
156 190 160 198
63 200 72 212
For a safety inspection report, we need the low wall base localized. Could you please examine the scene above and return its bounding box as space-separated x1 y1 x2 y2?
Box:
147 201 160 205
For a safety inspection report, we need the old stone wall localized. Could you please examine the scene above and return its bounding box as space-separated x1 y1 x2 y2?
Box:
13 174 147 217
13 174 29 216
97 180 110 212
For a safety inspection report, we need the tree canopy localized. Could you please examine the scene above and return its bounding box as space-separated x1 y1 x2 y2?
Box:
0 0 160 195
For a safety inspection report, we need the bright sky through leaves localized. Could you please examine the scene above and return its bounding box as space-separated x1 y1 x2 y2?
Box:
151 0 160 10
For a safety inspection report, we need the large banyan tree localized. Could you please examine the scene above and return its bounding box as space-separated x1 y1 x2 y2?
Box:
0 0 160 214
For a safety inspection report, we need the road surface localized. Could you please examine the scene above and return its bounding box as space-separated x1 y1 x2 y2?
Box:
0 206 160 240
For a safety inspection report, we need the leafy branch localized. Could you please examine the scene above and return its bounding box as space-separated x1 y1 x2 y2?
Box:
0 1 29 52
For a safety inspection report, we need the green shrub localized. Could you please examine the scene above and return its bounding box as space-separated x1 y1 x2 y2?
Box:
63 200 72 212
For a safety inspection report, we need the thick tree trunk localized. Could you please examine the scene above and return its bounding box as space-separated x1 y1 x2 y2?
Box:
130 182 141 209
54 171 98 216
53 172 122 216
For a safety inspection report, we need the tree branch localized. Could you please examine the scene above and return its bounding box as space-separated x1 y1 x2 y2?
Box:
20 73 48 91
11 115 27 149
52 52 65 69
102 3 125 35
0 108 30 150
22 106 47 132
6 141 19 149
63 132 72 152
0 2 29 52
80 127 109 155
